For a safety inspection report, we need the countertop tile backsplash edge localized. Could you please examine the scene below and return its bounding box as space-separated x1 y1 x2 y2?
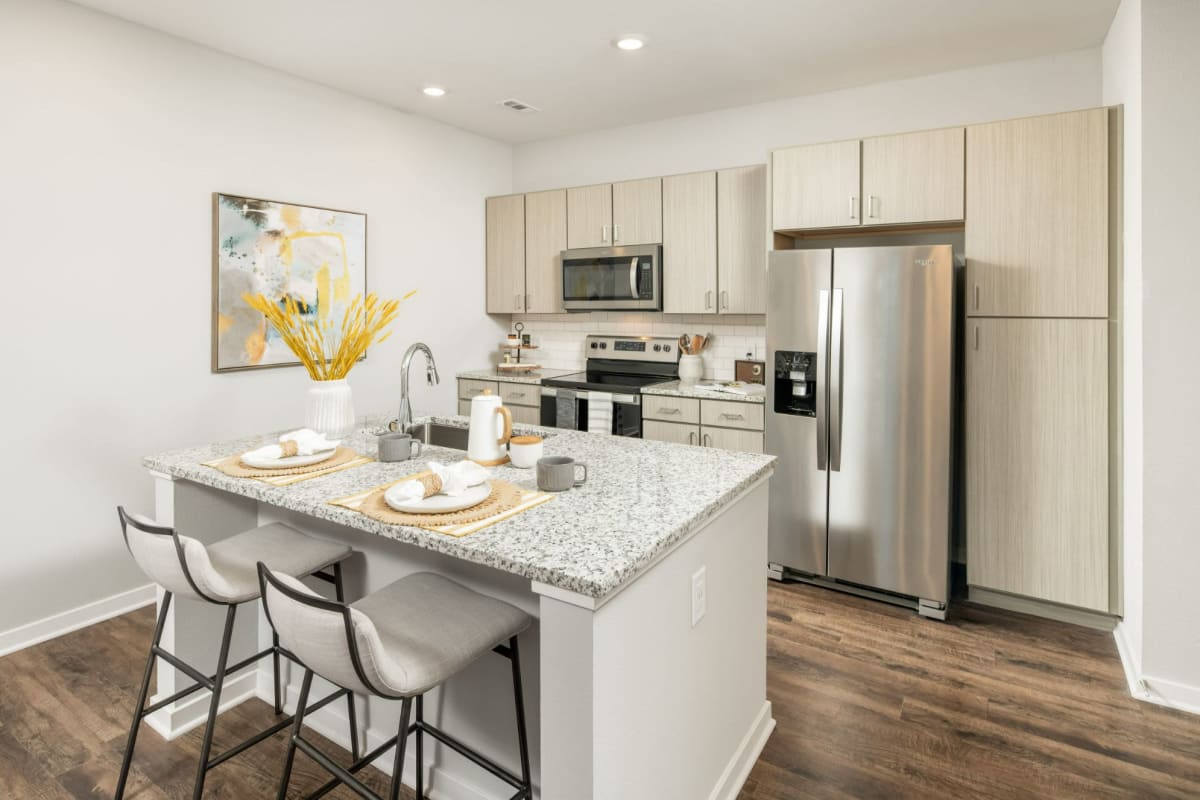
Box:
510 313 766 381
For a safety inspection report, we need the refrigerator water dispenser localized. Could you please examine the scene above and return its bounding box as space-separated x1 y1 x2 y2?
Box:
774 351 817 417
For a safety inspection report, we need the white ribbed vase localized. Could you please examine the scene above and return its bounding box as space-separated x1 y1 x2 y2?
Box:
304 378 355 438
678 354 704 385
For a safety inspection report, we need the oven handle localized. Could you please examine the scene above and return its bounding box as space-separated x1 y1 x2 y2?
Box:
629 257 639 299
541 387 640 405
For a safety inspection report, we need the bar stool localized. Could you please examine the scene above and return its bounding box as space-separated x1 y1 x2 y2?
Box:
258 563 533 800
114 507 359 800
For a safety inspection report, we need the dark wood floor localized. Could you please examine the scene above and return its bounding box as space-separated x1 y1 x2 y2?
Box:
2 583 1198 798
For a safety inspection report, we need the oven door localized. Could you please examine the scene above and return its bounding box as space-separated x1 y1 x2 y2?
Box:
540 388 643 436
561 245 661 311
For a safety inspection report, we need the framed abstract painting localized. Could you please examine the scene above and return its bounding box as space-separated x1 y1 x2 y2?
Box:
211 192 368 372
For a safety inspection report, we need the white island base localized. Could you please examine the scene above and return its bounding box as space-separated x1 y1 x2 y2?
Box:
146 462 771 800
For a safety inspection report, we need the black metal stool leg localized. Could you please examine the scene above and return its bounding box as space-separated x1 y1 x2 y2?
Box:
114 592 173 800
193 603 237 800
333 561 361 761
272 630 283 715
509 636 532 798
277 668 314 800
415 694 424 799
389 697 413 800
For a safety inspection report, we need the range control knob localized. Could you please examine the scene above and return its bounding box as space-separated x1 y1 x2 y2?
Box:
653 344 662 352
590 342 598 349
599 342 607 349
664 344 672 352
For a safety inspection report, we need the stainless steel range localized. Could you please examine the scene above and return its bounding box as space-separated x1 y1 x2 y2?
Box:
540 335 679 436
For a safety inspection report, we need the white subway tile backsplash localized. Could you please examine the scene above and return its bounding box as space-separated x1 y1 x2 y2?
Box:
509 312 766 379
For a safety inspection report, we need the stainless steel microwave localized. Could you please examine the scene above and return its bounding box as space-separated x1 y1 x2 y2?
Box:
561 244 662 311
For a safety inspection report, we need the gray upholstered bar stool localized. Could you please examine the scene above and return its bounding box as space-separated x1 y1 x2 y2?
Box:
258 563 533 800
114 506 358 800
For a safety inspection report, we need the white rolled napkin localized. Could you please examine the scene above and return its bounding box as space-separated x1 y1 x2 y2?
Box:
244 429 340 461
388 460 488 503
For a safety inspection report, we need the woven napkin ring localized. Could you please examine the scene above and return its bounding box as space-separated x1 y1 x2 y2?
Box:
279 441 299 457
418 473 443 498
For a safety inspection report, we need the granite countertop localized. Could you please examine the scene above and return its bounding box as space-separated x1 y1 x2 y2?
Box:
642 380 767 404
457 368 577 385
144 417 775 600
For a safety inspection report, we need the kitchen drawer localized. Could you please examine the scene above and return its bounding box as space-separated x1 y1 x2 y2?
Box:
643 419 700 446
700 399 764 431
458 379 499 400
509 404 541 426
457 399 471 416
700 425 764 454
499 382 539 407
643 395 700 424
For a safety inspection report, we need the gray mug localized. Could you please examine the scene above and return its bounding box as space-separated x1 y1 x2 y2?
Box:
378 433 423 462
537 456 587 492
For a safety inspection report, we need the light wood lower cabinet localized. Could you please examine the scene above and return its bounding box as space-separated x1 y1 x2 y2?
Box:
700 426 764 453
643 419 699 447
457 379 499 400
642 399 765 453
457 399 471 416
966 318 1109 612
508 405 541 426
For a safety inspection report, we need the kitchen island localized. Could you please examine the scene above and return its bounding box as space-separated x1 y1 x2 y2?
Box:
144 418 775 800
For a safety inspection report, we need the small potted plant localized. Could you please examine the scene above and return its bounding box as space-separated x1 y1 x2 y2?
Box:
242 290 413 436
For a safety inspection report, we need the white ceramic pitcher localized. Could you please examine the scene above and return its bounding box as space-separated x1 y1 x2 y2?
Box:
467 390 513 465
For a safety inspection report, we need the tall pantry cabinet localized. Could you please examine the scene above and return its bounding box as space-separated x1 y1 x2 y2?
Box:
964 107 1118 614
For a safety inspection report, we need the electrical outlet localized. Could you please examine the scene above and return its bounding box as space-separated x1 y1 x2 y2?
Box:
691 566 707 627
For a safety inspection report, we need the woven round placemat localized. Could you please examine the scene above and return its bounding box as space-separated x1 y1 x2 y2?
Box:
358 479 525 526
211 446 362 478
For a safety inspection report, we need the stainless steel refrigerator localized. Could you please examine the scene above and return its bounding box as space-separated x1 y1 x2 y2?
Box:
766 245 954 618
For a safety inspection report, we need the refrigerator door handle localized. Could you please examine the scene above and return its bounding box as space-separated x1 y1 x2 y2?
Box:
829 288 845 472
816 289 830 470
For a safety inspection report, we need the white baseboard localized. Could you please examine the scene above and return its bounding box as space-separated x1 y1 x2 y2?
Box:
0 583 156 658
708 701 775 800
145 667 261 741
1113 623 1200 716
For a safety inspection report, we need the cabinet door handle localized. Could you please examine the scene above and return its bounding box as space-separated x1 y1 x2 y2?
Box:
613 224 621 243
719 412 745 421
867 195 877 219
703 433 712 447
705 290 713 310
688 430 697 446
509 391 525 399
602 224 610 243
660 407 681 415
974 325 980 351
848 196 858 220
720 290 729 310
973 284 980 310
515 293 523 311
525 294 532 310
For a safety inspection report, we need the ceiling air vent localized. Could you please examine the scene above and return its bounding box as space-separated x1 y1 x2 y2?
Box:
500 98 540 113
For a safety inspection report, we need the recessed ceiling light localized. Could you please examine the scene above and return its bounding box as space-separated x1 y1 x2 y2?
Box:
615 37 645 51
422 86 446 97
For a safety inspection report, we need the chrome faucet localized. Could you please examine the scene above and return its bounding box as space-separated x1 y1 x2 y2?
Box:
396 342 440 432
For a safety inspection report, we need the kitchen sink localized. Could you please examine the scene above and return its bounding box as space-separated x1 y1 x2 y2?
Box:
405 421 470 450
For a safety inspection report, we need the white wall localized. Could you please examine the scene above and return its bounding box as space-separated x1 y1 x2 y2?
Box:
513 49 1102 192
0 0 511 635
1136 0 1200 712
1102 0 1145 685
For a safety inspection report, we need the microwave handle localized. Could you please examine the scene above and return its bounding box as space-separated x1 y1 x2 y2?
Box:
629 258 639 299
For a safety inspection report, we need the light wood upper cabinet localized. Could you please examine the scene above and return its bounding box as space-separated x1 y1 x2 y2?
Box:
862 128 964 226
566 183 613 249
663 171 717 314
718 165 767 314
966 108 1109 317
486 194 525 314
966 318 1109 612
612 177 662 245
772 139 861 230
524 189 566 313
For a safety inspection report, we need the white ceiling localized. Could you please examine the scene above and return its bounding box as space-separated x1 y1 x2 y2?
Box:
70 0 1119 143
